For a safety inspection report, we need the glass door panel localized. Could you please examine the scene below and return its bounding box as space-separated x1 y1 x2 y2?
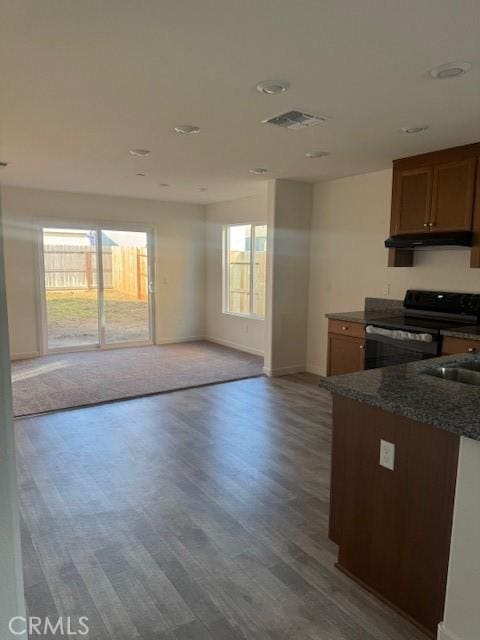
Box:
43 228 100 350
101 230 151 345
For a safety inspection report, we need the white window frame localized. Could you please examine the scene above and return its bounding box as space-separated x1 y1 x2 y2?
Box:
222 222 266 319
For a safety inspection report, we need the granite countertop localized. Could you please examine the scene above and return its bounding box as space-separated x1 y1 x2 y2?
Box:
325 310 393 324
327 310 480 341
326 297 404 324
319 353 480 441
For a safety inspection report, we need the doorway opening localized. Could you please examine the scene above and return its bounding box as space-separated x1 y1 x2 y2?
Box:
41 226 154 352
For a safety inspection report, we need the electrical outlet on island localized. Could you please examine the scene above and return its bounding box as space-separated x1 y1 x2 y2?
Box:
379 439 395 471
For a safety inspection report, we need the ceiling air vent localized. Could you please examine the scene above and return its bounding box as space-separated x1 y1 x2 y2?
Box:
262 110 326 130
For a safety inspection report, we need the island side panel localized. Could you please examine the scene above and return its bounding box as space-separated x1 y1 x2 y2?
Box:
329 395 459 636
441 437 480 640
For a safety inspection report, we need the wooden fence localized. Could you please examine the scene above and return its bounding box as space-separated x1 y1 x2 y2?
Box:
228 250 266 315
44 245 148 300
112 246 148 300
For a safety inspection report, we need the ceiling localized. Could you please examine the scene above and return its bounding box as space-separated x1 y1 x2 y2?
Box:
1 0 480 204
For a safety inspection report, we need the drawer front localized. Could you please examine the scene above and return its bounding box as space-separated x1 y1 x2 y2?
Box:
442 336 480 355
328 319 365 339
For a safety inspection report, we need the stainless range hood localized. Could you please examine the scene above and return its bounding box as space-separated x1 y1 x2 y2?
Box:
385 231 473 249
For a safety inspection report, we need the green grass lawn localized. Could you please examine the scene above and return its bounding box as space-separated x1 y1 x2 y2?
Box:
46 289 150 347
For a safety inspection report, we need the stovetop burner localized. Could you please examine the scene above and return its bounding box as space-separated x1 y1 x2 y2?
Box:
369 290 480 334
370 315 476 334
364 290 480 371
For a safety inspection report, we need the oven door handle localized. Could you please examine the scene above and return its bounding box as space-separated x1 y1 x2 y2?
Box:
365 325 434 343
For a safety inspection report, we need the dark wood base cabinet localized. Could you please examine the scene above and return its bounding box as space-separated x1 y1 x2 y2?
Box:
442 336 480 355
327 320 366 376
329 396 459 637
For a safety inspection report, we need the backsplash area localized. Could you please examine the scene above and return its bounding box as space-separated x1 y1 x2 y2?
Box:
364 297 403 314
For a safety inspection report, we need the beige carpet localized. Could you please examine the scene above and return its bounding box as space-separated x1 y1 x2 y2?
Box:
11 341 264 417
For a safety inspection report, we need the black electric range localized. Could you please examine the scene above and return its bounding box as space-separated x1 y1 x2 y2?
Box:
364 290 480 369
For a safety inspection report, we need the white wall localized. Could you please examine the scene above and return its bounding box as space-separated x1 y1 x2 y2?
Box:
264 180 313 375
438 436 480 640
205 191 267 356
0 198 27 638
2 187 205 358
307 169 480 375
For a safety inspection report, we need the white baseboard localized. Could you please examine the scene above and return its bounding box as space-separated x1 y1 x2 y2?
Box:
10 339 261 359
437 623 461 640
263 364 305 377
155 336 204 345
306 362 326 376
11 351 40 361
205 336 264 357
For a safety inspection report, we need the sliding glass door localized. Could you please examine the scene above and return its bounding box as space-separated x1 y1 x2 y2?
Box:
101 230 151 344
43 227 100 350
42 226 153 352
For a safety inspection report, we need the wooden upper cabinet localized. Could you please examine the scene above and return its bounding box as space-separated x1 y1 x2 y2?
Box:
392 166 433 234
389 144 480 267
431 158 476 232
392 157 476 235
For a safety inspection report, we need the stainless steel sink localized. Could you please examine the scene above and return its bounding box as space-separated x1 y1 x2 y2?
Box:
426 365 480 386
456 361 480 373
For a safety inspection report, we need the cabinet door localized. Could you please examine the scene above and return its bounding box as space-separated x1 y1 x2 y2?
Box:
442 336 480 355
431 158 476 232
392 166 433 235
327 334 365 376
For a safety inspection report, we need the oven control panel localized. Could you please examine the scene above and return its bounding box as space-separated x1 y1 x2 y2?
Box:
404 290 480 317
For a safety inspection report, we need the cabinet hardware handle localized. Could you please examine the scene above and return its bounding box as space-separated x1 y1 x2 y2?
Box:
342 326 348 330
423 223 429 228
359 344 365 350
468 347 476 353
429 221 435 227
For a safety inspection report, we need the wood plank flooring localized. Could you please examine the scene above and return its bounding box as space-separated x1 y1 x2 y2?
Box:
16 374 427 639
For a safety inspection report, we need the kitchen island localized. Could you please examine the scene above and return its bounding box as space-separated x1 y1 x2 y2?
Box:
320 354 480 640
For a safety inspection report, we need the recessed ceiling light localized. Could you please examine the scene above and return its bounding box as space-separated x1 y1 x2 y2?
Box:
136 172 147 177
174 124 200 135
0 161 8 168
159 183 170 187
198 187 208 192
305 150 329 159
129 148 150 157
249 167 269 175
256 80 289 95
430 62 471 79
400 125 429 134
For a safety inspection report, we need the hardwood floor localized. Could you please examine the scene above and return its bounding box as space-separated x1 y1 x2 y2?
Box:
16 374 427 639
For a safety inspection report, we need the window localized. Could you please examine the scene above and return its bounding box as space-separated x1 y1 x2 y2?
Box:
223 223 267 317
